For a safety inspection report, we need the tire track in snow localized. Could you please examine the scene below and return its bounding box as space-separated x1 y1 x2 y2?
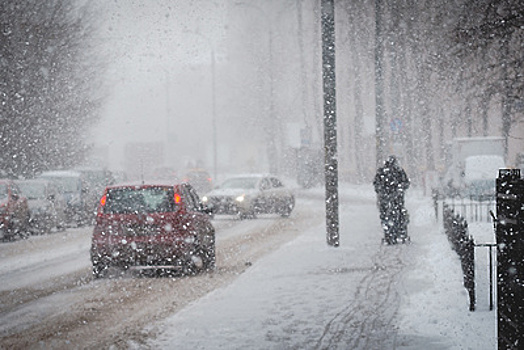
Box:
315 243 408 350
0 200 322 349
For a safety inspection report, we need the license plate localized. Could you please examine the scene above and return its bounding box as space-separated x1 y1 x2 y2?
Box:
123 224 158 236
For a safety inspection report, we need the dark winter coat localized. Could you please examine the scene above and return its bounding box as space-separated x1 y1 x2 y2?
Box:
373 158 410 201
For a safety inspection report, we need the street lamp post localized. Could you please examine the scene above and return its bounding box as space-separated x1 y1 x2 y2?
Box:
210 44 218 182
185 30 218 181
234 1 278 175
375 0 386 168
321 0 339 247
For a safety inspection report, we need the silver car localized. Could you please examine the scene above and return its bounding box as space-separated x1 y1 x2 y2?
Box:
202 174 295 219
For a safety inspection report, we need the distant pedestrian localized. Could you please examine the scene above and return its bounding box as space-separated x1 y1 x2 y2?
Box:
373 155 410 244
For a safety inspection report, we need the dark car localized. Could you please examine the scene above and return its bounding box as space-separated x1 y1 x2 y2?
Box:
16 179 67 234
202 174 295 219
90 182 215 278
0 179 30 240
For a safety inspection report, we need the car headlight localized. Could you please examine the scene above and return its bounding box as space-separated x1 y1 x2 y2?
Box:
235 194 245 203
202 196 208 203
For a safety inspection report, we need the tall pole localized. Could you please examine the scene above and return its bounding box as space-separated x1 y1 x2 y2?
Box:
234 2 278 174
375 0 386 168
321 0 339 247
185 30 218 181
210 47 218 182
267 27 278 175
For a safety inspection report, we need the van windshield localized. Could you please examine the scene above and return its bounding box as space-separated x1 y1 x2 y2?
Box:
18 183 47 199
41 176 79 194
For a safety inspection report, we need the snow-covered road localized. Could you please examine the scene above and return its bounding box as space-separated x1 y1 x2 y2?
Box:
0 196 324 349
0 185 496 349
147 185 497 349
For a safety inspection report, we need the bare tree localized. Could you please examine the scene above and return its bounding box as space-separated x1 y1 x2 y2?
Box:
453 0 524 157
0 1 102 178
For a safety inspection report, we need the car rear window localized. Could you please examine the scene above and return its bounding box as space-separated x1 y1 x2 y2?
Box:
104 186 176 214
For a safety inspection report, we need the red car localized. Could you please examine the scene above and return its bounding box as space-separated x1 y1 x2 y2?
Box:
0 179 30 240
90 182 215 278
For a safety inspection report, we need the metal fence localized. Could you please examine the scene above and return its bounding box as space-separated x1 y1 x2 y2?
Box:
442 204 476 311
438 170 524 348
436 194 495 223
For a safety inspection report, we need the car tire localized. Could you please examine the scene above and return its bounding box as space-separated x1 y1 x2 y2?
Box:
280 197 295 217
185 230 216 275
20 213 31 235
4 222 15 241
92 263 108 278
239 208 257 220
203 241 216 271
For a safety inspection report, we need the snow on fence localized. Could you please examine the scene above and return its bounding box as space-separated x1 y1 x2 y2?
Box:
436 194 495 223
443 203 476 311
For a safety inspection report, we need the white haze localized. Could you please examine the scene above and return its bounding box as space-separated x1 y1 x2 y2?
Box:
91 0 229 173
89 0 377 180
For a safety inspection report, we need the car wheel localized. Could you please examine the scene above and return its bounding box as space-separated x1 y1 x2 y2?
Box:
4 222 16 241
0 227 7 241
183 255 200 276
202 237 216 271
92 263 108 278
56 222 66 232
239 208 257 220
186 231 216 274
19 213 31 236
280 197 295 217
10 218 29 240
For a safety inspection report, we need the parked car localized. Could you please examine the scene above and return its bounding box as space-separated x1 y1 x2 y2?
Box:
16 179 67 234
462 155 505 200
90 182 215 278
74 167 115 196
38 170 88 225
183 168 213 196
202 174 295 219
38 169 111 226
0 179 30 240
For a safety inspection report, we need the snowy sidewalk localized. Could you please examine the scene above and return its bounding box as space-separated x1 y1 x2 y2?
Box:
146 185 496 349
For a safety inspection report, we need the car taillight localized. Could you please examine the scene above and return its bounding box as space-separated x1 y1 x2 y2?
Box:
174 193 181 204
97 194 107 215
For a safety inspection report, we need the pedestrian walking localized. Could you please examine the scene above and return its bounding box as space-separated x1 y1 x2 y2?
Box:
373 155 410 244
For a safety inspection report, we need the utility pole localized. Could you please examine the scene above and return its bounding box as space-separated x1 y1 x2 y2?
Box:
321 0 339 247
375 0 386 168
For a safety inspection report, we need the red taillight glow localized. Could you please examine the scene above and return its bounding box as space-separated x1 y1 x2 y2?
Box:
100 194 107 206
174 193 181 204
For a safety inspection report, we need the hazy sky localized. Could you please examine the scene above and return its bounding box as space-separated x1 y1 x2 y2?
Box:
91 0 228 171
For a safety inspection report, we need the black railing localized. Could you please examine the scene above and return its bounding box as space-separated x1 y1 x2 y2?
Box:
438 194 495 223
495 169 523 350
443 204 476 311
